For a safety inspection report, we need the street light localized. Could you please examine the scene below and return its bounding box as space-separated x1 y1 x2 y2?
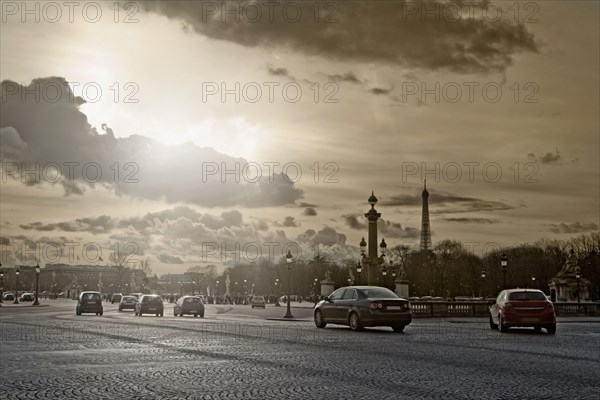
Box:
283 250 294 319
481 270 486 298
33 264 40 306
500 254 508 289
274 278 280 306
14 268 20 304
531 275 536 289
356 261 362 285
575 268 581 303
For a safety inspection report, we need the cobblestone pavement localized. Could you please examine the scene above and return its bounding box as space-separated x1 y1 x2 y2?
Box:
1 301 599 399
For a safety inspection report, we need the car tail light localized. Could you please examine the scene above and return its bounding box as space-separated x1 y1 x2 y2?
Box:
545 302 554 310
404 303 411 310
369 302 382 310
504 302 512 309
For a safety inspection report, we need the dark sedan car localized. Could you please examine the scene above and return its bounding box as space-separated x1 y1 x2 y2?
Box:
314 286 412 332
489 289 556 334
173 296 205 317
135 295 164 316
76 291 103 316
118 295 137 311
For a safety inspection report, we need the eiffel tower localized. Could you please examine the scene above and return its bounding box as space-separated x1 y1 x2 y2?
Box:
420 180 432 251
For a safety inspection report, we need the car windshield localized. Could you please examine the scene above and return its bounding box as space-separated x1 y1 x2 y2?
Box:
254 297 264 301
122 296 135 301
360 288 399 299
143 296 161 303
184 297 200 303
508 291 547 300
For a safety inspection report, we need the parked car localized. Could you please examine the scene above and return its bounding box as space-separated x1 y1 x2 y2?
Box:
489 289 556 334
3 293 15 301
135 295 164 316
19 293 35 302
251 295 266 308
314 286 412 332
76 291 103 316
118 295 137 311
110 293 123 304
173 296 204 317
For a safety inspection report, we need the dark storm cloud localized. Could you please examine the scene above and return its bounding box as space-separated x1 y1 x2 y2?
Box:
158 253 184 264
547 222 598 234
369 87 393 96
142 0 537 73
343 214 419 239
302 207 318 216
296 226 347 246
0 78 304 207
278 216 298 227
326 72 362 84
528 149 562 165
442 217 499 224
343 214 367 230
381 191 514 213
19 215 115 234
379 220 420 239
266 64 296 80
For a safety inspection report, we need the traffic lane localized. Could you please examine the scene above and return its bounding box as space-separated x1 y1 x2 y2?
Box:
1 313 598 399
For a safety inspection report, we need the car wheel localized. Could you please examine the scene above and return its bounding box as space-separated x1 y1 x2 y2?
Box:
179 312 184 317
99 312 103 316
498 315 508 333
200 313 205 318
118 307 122 312
160 313 163 317
193 314 198 317
314 310 326 328
392 325 405 333
489 315 498 330
173 310 177 316
139 312 142 317
546 324 556 335
348 312 363 331
533 326 542 332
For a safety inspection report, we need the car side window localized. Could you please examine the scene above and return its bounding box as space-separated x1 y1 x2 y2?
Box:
329 289 346 301
342 289 357 300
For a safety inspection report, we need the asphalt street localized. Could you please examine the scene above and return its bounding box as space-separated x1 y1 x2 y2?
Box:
1 299 599 399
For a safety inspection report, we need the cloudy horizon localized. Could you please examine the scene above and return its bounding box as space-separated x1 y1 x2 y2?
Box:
1 0 598 275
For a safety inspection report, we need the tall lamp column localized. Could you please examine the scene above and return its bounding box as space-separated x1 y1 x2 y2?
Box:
283 250 294 319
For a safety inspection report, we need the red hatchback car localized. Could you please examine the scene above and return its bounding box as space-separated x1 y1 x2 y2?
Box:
489 289 556 334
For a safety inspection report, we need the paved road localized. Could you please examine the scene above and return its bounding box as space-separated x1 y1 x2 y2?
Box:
1 300 599 399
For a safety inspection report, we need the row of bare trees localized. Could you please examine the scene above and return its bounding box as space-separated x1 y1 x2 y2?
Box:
187 232 599 300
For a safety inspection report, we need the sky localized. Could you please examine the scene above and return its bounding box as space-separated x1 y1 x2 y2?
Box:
1 0 598 275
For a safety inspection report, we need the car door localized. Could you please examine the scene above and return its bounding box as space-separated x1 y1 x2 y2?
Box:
491 291 505 323
321 288 346 322
337 289 358 322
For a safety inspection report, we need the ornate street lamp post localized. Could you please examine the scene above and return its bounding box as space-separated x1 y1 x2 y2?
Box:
481 270 486 298
283 250 294 319
33 264 41 306
14 268 20 304
274 278 280 306
500 254 508 290
360 192 387 286
356 261 362 286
